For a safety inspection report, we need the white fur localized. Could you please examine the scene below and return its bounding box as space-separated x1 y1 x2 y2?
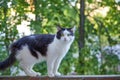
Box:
46 36 74 77
15 30 74 77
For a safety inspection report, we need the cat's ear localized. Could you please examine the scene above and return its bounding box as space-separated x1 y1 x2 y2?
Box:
57 26 62 31
71 26 76 33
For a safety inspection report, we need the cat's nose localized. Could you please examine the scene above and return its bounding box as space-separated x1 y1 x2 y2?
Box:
64 38 67 41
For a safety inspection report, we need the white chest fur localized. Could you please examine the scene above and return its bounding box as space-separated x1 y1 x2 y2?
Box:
47 37 73 57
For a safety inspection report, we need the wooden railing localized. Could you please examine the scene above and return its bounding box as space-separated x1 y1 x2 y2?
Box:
0 75 120 80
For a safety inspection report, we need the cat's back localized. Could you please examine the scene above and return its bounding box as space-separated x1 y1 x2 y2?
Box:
11 34 55 50
33 34 55 44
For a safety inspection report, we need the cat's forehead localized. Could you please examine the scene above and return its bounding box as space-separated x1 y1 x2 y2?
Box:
60 28 72 34
63 29 70 34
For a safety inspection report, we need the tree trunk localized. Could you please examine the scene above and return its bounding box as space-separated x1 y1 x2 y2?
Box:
78 0 85 74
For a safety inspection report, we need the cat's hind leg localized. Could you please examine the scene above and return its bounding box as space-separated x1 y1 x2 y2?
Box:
19 62 41 76
16 45 41 76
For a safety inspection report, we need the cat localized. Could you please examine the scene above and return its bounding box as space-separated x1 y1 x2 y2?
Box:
0 26 75 77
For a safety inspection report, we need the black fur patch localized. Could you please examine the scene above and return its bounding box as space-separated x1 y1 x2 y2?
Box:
0 45 17 70
56 28 65 39
11 34 55 59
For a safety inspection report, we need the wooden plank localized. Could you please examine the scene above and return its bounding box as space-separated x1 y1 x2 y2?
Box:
0 75 120 80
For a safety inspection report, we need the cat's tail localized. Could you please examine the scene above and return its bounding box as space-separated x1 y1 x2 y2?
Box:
0 45 17 70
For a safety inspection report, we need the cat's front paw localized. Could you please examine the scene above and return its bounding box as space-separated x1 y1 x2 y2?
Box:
29 72 41 77
35 72 41 76
54 72 61 76
48 73 55 77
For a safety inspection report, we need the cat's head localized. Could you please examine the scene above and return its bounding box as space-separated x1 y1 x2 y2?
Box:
56 26 76 42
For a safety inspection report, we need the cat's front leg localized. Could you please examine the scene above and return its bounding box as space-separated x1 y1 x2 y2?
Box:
53 57 63 76
47 57 56 77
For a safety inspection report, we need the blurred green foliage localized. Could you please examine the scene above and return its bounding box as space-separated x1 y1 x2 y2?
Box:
0 0 120 76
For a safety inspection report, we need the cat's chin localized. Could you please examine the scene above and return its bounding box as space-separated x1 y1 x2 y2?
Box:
60 39 71 42
63 40 73 43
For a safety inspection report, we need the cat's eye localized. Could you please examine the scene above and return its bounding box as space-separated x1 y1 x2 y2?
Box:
61 34 64 36
67 34 70 36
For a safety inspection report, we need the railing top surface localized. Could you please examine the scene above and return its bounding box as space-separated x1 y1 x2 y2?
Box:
0 75 120 80
0 75 120 78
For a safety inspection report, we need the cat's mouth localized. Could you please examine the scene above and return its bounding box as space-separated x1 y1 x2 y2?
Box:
63 38 71 42
64 38 67 41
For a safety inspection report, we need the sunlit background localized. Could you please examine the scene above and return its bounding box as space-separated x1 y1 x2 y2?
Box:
0 0 120 76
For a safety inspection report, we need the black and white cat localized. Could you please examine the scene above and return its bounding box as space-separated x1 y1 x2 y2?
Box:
0 26 75 77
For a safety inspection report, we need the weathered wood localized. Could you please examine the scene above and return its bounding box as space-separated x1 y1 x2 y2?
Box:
0 75 120 80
